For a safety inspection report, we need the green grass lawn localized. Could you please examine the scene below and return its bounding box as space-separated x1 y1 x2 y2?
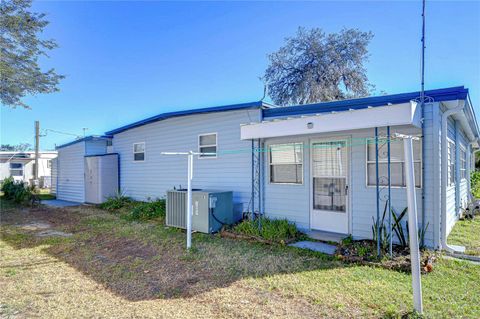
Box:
448 217 480 256
1 200 479 318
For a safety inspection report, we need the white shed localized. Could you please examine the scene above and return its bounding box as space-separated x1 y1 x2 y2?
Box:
56 136 113 203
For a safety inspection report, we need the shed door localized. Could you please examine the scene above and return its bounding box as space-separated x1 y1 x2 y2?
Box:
310 139 349 234
85 157 99 204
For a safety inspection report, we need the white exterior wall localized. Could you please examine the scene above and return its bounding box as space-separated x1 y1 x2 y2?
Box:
262 103 438 247
51 158 58 194
112 109 261 215
57 142 86 202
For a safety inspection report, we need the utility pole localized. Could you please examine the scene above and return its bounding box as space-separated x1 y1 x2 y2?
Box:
34 120 40 182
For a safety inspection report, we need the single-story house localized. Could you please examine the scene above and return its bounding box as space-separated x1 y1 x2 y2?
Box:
54 86 479 249
0 151 58 188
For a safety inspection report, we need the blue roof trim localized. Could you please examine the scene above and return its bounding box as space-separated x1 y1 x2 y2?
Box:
105 101 269 135
56 135 112 150
263 86 469 118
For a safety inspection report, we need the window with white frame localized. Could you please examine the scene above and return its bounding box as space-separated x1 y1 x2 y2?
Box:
198 133 217 158
269 143 303 184
447 139 455 186
460 145 467 180
366 138 422 187
133 142 145 161
9 163 23 177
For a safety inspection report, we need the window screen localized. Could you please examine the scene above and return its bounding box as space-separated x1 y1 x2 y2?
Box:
366 138 422 187
269 143 303 184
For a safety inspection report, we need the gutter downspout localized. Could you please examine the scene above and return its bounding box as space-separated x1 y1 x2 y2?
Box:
440 104 464 252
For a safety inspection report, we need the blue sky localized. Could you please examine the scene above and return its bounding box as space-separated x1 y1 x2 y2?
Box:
1 1 479 150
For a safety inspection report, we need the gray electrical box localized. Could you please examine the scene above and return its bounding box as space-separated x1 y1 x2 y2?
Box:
166 189 234 233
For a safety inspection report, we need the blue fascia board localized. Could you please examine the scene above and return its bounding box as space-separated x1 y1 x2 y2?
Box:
263 86 469 118
56 135 112 150
105 101 268 135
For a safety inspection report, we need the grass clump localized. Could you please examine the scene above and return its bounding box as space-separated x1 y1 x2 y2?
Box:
99 193 134 211
233 217 300 243
123 199 166 221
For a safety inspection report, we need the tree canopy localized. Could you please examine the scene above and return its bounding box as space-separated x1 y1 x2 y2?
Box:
0 0 63 109
264 27 374 106
1 143 32 151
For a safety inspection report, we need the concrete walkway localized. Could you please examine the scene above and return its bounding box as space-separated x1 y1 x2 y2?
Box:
289 241 338 255
41 199 82 207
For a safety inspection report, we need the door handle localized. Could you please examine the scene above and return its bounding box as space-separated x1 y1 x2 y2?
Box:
345 185 349 195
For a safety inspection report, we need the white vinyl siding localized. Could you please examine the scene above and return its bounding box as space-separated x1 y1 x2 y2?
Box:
366 138 422 187
269 143 303 184
198 133 217 158
57 142 85 202
133 142 145 161
112 108 261 216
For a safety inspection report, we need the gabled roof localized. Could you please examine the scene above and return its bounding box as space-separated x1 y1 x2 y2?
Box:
105 101 273 135
263 86 469 118
56 135 112 150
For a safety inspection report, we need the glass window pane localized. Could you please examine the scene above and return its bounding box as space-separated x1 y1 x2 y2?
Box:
270 143 302 164
270 164 302 183
413 140 422 161
10 170 23 177
313 178 346 212
414 162 421 187
312 141 347 177
367 163 403 186
367 139 405 162
199 134 216 146
367 138 421 162
134 143 145 153
134 152 144 161
10 163 22 169
199 146 217 157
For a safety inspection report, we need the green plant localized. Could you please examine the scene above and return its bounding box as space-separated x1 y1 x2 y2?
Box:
233 217 300 243
372 201 391 250
373 204 429 250
471 171 480 198
99 191 133 211
391 206 408 247
123 199 166 221
1 177 34 204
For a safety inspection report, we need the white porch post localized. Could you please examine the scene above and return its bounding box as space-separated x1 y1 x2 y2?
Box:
403 136 424 314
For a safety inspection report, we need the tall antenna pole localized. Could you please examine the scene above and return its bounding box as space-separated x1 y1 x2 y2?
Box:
421 0 426 102
420 0 426 248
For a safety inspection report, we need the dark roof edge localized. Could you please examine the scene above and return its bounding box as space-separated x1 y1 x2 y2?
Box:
56 135 112 150
105 101 268 136
263 86 469 118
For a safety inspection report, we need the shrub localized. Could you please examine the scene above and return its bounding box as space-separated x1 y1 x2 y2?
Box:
233 217 300 243
99 192 133 211
123 199 166 221
471 171 480 198
1 177 34 204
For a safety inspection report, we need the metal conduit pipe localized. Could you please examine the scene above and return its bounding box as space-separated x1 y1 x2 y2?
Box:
440 104 464 252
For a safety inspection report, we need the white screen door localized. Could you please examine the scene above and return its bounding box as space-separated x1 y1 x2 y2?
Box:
311 139 349 234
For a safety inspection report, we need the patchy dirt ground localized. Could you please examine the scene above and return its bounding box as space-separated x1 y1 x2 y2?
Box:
1 201 480 318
